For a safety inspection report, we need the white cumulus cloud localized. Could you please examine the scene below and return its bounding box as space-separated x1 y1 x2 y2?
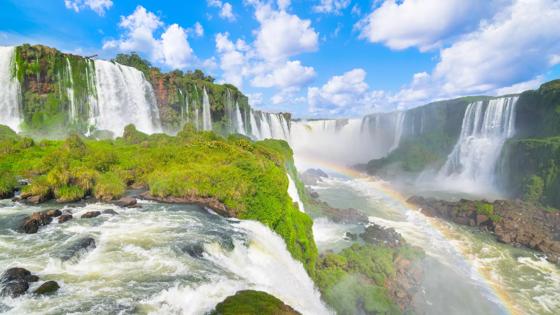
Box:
103 6 195 70
356 0 498 51
64 0 113 16
313 0 351 15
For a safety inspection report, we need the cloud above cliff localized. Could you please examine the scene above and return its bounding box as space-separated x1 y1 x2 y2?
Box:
102 6 196 69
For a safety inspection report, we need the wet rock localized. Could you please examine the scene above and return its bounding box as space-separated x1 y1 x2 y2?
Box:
0 268 39 298
114 197 137 208
182 243 205 258
45 209 62 218
21 212 52 234
33 281 60 295
59 237 96 261
309 190 320 199
81 211 101 219
361 224 404 248
102 209 119 215
300 169 329 185
58 214 73 223
345 232 357 241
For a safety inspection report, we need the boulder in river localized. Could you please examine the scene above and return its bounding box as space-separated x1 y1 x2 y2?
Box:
0 268 39 298
102 209 119 215
58 237 96 262
20 210 62 234
181 243 205 258
211 290 301 315
58 214 73 223
360 224 404 248
114 197 137 208
81 211 101 219
33 281 60 295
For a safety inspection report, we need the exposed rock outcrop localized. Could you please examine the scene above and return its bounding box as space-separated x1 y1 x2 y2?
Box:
81 211 101 219
140 192 233 217
300 169 329 186
20 209 62 234
408 196 560 264
33 281 60 295
0 268 39 298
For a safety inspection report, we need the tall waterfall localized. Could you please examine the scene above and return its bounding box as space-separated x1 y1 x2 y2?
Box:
202 87 212 131
64 58 77 122
92 60 161 136
235 102 245 135
0 46 22 132
437 97 518 191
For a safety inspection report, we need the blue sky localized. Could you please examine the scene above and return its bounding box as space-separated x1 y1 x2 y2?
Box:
1 0 560 118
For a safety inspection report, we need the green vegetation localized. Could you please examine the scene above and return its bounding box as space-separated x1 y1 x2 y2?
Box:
0 124 317 276
210 290 300 315
475 201 500 222
500 136 560 208
315 243 422 315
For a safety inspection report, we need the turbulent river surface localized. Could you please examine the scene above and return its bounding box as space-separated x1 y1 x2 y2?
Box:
0 200 329 315
311 174 560 315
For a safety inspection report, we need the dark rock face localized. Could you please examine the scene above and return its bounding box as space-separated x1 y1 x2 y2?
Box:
0 268 39 298
181 243 205 258
408 196 560 264
81 211 101 219
58 237 96 262
309 190 320 199
361 224 404 248
140 192 233 217
300 169 329 186
114 197 137 208
102 209 119 215
20 209 62 233
33 281 60 295
58 214 73 223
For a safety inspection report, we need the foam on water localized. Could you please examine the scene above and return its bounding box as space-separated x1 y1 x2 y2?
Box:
0 201 329 315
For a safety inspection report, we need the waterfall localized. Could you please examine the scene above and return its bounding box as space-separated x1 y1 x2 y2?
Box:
202 87 212 131
389 111 406 153
235 102 245 135
287 174 305 212
437 97 518 191
0 46 22 132
65 58 77 122
249 110 262 139
91 60 161 136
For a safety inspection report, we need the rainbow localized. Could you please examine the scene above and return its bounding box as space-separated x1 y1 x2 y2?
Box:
295 154 522 315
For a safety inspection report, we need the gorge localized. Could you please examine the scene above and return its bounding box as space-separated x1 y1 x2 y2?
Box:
1 44 560 315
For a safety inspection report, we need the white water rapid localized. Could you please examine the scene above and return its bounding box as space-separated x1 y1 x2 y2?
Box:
0 200 330 315
0 46 22 132
92 60 161 136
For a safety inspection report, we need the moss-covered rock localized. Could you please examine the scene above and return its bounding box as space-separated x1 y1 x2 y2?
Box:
210 290 301 315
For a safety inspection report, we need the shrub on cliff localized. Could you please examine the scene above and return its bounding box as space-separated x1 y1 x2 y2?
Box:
94 172 125 201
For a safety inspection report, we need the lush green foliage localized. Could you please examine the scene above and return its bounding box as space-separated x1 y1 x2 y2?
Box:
515 80 560 138
0 170 17 198
474 201 500 222
0 124 317 275
210 290 299 315
315 243 420 315
500 136 560 208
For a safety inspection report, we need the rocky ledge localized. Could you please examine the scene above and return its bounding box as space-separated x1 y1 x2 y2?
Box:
408 196 560 264
139 192 233 217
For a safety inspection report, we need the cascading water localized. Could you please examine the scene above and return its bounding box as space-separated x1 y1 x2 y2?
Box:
249 110 262 140
234 102 245 135
0 200 330 314
92 60 161 136
64 58 77 122
437 97 518 193
288 111 407 167
202 87 212 131
0 46 22 132
287 174 305 212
